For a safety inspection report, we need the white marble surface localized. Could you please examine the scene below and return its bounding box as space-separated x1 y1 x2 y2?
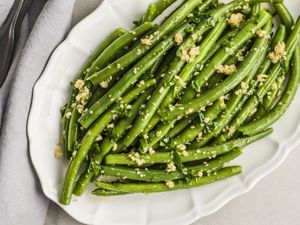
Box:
45 1 300 224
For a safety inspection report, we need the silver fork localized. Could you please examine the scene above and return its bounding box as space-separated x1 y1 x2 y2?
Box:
0 0 32 88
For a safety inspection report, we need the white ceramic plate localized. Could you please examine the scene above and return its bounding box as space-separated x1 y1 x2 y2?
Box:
28 1 300 224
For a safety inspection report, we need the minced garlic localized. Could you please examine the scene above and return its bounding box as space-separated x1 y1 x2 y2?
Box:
156 130 162 137
174 75 187 88
240 81 249 90
191 33 198 41
271 81 278 91
128 152 145 166
65 111 72 119
54 146 63 159
112 142 118 151
148 148 155 155
257 74 268 86
268 41 286 64
197 171 203 177
177 144 186 151
235 82 249 95
166 162 176 172
181 150 189 157
256 29 268 38
180 50 190 62
215 64 237 75
227 13 244 27
165 180 175 188
107 123 114 129
75 86 90 108
228 126 236 136
96 135 103 141
196 132 203 141
188 46 200 62
143 133 149 140
175 33 183 45
76 104 84 114
74 79 84 89
159 87 165 94
141 37 152 46
180 46 200 62
100 80 109 89
236 47 246 61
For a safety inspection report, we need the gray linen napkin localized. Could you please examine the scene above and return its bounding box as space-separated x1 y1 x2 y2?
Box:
0 0 46 128
0 0 77 224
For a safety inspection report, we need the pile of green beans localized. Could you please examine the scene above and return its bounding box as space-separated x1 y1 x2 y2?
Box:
59 0 299 205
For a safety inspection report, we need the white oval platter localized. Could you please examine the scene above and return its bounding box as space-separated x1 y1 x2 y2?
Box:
28 0 300 224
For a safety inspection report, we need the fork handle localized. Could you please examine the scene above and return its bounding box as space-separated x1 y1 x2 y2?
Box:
0 0 32 88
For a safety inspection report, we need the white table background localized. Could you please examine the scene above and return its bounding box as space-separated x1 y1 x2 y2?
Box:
45 1 300 224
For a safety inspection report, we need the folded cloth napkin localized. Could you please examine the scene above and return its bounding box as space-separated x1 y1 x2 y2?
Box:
0 0 77 224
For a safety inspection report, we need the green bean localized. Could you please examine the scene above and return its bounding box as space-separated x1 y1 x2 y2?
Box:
124 19 228 149
253 75 285 120
67 108 82 153
91 189 127 196
271 25 287 49
144 22 235 133
168 99 226 148
249 0 282 2
122 54 187 148
141 54 243 149
215 23 289 142
201 55 237 92
159 12 272 121
202 29 240 65
61 103 71 158
180 10 271 103
175 22 277 148
255 10 291 114
79 28 128 77
93 166 242 194
238 25 287 121
113 95 150 139
275 2 299 84
164 19 228 107
73 91 151 196
221 18 300 140
100 165 184 182
154 48 178 79
141 1 253 135
239 43 300 136
105 129 272 165
61 28 127 155
187 149 243 176
78 23 189 129
161 61 238 141
142 0 177 24
142 97 225 150
190 55 272 148
178 0 250 54
88 0 204 85
141 2 235 135
73 165 94 196
88 22 156 83
262 75 285 109
141 120 178 151
250 3 261 19
60 79 156 204
274 3 294 31
167 114 198 138
86 88 106 109
99 149 242 183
